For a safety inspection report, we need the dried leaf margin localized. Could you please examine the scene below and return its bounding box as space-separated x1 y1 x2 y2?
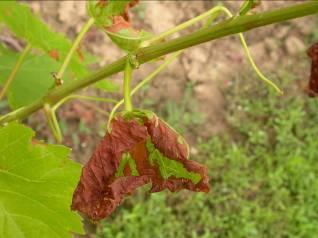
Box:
72 112 210 220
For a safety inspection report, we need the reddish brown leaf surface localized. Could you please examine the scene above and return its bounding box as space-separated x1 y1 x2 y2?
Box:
105 15 131 33
144 117 210 193
71 114 210 221
307 42 318 97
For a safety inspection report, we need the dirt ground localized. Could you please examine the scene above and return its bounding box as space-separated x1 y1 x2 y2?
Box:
16 1 315 165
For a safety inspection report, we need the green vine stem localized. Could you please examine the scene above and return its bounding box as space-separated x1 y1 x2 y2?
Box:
44 17 94 141
107 5 231 129
124 57 134 111
82 101 110 117
49 94 116 141
144 6 226 46
44 104 62 143
52 94 117 111
220 7 283 94
107 51 182 131
107 2 273 126
0 43 31 100
239 0 257 16
148 4 282 93
107 4 224 127
55 17 95 81
0 2 317 125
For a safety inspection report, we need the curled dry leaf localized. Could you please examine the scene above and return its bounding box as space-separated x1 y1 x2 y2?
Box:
307 42 318 97
72 112 210 221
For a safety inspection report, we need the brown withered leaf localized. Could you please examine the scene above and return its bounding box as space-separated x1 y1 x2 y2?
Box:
71 113 210 221
144 116 210 193
307 42 318 97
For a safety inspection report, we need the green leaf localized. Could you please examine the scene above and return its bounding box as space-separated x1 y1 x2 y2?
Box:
87 0 152 52
94 79 120 93
146 139 201 184
106 29 152 52
0 52 69 109
0 43 12 56
0 122 83 238
120 109 155 124
0 1 88 78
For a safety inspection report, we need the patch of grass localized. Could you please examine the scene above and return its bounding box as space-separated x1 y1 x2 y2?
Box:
97 70 318 238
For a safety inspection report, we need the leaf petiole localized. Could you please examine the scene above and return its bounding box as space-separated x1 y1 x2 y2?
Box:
55 17 95 81
0 44 31 100
41 18 95 142
144 6 227 46
107 51 182 132
220 7 283 94
0 2 317 124
150 3 282 94
44 104 62 143
45 94 116 142
107 5 226 131
52 94 117 111
123 55 134 112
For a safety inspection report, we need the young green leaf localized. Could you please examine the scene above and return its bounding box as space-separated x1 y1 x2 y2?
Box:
0 122 83 238
87 0 152 52
106 29 152 52
0 52 69 109
0 1 88 78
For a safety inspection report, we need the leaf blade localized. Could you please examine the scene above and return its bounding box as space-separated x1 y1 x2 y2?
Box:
0 123 84 238
0 52 68 109
72 114 210 220
88 0 152 52
0 1 88 78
